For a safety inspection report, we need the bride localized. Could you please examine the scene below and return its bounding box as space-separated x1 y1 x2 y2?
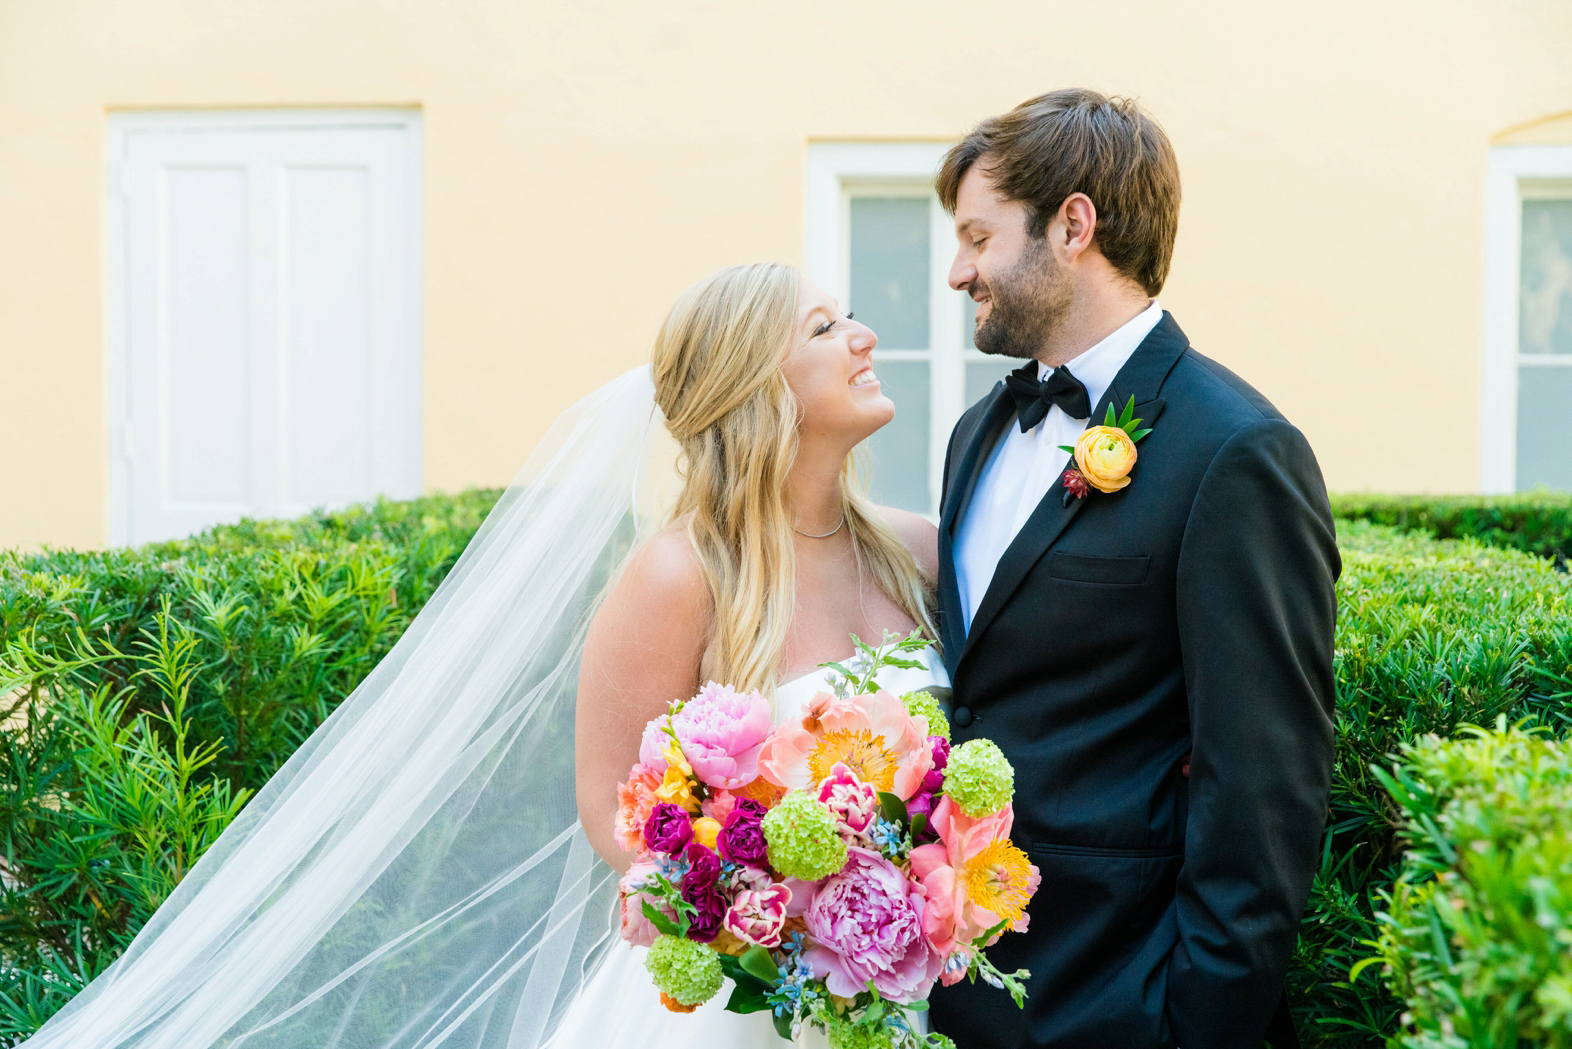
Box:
563 263 948 1045
16 262 946 1049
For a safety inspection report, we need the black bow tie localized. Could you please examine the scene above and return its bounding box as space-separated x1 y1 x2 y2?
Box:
1004 362 1091 432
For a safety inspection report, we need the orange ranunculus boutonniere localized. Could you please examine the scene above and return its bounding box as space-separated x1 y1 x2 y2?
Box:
1059 397 1153 501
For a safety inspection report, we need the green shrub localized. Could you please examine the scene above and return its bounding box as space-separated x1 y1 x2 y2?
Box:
1332 491 1572 565
1290 523 1572 1047
1361 724 1572 1047
0 490 501 1040
2 501 1570 1047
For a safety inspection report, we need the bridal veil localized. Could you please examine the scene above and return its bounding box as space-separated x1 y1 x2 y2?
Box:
24 367 665 1049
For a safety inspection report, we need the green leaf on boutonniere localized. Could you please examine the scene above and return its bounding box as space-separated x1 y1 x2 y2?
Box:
1110 396 1152 442
1057 444 1076 454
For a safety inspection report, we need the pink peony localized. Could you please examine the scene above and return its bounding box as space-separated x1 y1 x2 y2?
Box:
638 715 673 772
614 762 663 853
617 862 672 948
817 762 880 841
908 796 1040 960
802 847 943 1003
759 690 934 802
672 683 774 789
724 881 793 948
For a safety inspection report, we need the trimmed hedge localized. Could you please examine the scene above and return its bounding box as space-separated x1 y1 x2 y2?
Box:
1332 491 1572 565
1365 724 1572 1047
1291 523 1572 1046
1 498 1570 1046
0 490 499 1039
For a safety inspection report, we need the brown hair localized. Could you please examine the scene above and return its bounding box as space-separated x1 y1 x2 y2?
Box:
936 88 1181 296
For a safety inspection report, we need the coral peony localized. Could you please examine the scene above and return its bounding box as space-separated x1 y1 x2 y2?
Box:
802 847 943 1003
614 762 662 853
908 796 1040 958
672 682 774 789
723 881 792 948
759 689 934 802
817 762 880 841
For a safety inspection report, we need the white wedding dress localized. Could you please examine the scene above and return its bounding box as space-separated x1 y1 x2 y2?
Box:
546 649 950 1049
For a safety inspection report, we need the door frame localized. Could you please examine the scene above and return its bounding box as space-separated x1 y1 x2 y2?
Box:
106 108 423 545
1480 143 1572 493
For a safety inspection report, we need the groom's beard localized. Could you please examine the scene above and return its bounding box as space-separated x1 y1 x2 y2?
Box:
971 237 1070 361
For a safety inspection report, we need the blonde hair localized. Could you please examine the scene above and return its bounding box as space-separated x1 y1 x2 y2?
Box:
650 262 935 693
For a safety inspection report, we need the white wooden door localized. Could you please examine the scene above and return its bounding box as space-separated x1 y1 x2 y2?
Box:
109 111 422 546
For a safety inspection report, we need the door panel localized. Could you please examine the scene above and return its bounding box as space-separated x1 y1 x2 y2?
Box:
112 112 422 546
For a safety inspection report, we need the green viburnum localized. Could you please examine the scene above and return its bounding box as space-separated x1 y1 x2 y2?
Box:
902 689 950 741
827 1019 895 1049
644 934 723 1007
944 739 1015 817
762 790 848 880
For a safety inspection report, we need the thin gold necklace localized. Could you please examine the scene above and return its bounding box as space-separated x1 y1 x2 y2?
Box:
794 513 845 539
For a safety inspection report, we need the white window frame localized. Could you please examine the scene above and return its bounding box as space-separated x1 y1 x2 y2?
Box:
806 142 985 519
1480 144 1572 493
106 108 424 544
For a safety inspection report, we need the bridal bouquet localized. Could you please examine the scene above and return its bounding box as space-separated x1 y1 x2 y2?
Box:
613 632 1039 1049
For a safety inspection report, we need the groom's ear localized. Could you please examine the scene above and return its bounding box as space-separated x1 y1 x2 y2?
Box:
1054 192 1099 264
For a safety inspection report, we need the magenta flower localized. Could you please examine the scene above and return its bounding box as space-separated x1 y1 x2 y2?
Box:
817 762 880 841
724 881 793 948
643 802 693 855
717 798 769 867
802 847 944 1003
672 683 773 789
680 843 726 943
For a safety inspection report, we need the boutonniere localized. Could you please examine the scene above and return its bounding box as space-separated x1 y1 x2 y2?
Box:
1058 396 1154 501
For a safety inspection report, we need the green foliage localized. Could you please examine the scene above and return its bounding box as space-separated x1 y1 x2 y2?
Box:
0 489 500 1043
1 494 1570 1047
1290 523 1572 1047
1332 491 1572 565
1364 724 1572 1047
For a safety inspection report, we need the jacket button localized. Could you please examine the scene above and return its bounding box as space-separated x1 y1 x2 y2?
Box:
952 706 974 728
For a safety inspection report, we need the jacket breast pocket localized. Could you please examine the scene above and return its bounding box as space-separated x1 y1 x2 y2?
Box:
1047 552 1150 585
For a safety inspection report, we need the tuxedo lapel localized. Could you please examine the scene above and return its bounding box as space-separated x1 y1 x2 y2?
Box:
954 313 1189 675
937 387 1015 672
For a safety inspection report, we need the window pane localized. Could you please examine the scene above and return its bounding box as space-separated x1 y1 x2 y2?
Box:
963 291 978 349
966 359 1013 408
1520 199 1572 355
1516 364 1572 490
864 359 930 511
850 197 929 349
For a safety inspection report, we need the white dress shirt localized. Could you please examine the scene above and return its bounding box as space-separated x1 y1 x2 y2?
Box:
954 300 1163 634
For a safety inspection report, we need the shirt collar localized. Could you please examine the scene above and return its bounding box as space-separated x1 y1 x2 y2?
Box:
1037 299 1163 419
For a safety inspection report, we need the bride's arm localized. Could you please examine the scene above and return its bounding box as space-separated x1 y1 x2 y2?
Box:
576 528 713 872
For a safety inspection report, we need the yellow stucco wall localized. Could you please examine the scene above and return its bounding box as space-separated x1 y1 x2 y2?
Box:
2 0 1571 549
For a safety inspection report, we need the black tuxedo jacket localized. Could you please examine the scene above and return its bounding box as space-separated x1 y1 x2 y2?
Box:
927 314 1338 1049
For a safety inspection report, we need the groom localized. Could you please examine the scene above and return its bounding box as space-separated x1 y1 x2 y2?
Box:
927 90 1339 1049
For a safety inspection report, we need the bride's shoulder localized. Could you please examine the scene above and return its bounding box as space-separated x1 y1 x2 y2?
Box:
611 520 712 616
873 506 939 582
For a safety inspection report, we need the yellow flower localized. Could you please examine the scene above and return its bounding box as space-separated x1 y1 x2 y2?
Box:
1073 425 1137 493
691 816 722 850
962 839 1037 932
655 763 700 813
